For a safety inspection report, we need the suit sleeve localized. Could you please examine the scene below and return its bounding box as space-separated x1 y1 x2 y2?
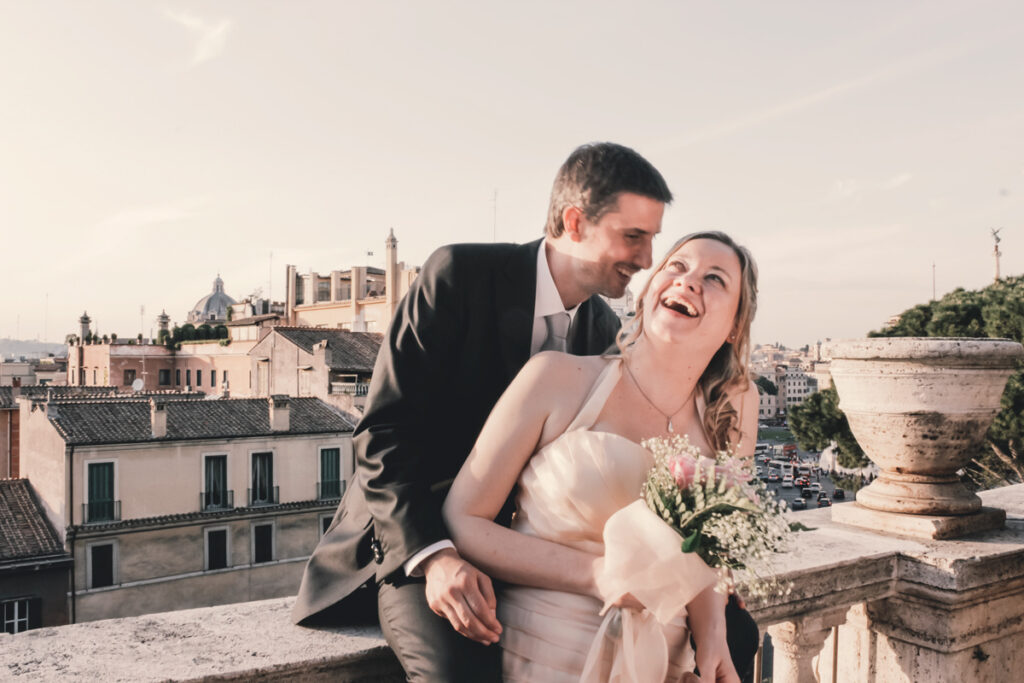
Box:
353 246 464 579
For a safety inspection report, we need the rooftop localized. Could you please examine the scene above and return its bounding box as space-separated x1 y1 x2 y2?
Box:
273 327 382 373
0 479 70 567
0 385 119 409
44 396 357 445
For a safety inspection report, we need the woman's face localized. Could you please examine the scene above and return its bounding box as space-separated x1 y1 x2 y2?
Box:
642 238 743 348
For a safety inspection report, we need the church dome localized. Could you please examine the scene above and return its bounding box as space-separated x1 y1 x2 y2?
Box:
187 276 237 324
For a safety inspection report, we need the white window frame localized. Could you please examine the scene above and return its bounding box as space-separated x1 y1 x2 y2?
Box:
201 452 230 502
1 597 30 634
317 443 345 489
86 540 119 589
250 520 276 564
249 449 276 505
203 525 232 571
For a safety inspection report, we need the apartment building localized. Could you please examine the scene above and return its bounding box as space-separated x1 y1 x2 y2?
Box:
19 393 356 622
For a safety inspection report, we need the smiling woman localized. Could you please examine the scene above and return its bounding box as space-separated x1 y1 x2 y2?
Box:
443 231 762 682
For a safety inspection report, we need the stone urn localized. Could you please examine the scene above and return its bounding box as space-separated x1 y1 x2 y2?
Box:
827 338 1023 538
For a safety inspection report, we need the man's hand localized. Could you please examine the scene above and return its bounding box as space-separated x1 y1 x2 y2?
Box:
422 548 502 645
687 586 740 683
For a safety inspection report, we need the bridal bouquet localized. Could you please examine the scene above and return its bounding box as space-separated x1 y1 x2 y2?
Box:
641 434 793 599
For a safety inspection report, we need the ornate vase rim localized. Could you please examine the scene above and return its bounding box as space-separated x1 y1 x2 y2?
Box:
825 337 1024 363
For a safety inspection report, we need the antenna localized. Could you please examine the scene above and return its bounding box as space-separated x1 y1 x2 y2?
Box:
492 189 498 242
932 262 936 301
268 251 273 304
992 228 1002 282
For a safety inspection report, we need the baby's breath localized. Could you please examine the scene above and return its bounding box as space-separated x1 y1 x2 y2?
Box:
640 434 794 601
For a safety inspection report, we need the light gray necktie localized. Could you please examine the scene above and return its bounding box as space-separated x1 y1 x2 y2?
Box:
540 312 571 353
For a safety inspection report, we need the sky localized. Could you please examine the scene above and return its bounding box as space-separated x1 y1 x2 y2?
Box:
1 0 1022 348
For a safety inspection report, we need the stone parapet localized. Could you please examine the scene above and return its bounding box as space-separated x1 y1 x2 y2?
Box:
2 485 1022 682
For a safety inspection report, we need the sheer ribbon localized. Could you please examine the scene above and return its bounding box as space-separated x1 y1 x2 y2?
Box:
580 500 718 683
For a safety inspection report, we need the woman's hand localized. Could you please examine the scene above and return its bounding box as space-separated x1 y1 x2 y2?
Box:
686 585 739 683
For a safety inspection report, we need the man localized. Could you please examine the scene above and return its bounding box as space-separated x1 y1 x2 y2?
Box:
293 143 754 681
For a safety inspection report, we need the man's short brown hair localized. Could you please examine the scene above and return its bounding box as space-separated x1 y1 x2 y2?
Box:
545 142 673 238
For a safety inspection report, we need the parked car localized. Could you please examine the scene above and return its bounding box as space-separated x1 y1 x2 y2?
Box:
817 492 832 507
833 489 845 499
791 497 808 510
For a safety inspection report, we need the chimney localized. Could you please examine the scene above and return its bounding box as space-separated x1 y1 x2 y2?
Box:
269 395 290 432
150 397 167 438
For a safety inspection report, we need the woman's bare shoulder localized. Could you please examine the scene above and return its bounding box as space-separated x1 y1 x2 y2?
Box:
521 352 609 394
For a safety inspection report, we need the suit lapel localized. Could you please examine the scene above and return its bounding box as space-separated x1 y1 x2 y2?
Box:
495 239 541 382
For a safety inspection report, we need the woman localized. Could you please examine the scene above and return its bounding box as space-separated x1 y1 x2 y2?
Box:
443 232 759 682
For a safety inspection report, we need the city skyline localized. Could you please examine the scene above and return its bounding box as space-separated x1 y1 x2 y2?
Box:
2 1 1022 348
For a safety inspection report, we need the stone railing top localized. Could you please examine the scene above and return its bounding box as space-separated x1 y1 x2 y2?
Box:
1 597 400 682
746 484 1024 624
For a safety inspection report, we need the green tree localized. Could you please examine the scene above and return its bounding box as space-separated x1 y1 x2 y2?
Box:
754 376 778 395
197 324 213 340
788 387 868 469
179 323 196 341
214 324 229 339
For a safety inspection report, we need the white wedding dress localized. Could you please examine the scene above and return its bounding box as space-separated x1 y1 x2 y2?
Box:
498 358 717 683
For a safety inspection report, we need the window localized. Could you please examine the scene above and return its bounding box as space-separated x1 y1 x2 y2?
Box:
203 455 230 509
250 452 275 505
299 368 311 397
319 447 342 499
2 597 39 634
92 369 97 384
123 369 136 386
320 513 333 536
223 370 228 387
158 369 171 386
176 369 181 386
252 522 274 563
186 369 192 387
196 370 202 387
89 542 116 588
295 278 304 305
205 527 229 570
211 369 217 388
86 462 116 522
317 280 331 302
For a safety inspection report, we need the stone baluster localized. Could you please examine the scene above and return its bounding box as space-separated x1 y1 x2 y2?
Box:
766 608 850 683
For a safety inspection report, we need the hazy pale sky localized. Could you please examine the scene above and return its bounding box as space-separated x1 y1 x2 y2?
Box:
2 1 1022 347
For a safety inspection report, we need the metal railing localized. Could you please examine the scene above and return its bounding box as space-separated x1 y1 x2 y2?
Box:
200 490 234 512
247 486 279 507
332 382 369 397
83 500 121 524
317 479 346 500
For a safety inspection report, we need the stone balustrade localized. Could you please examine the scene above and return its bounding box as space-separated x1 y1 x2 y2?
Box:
3 484 1023 682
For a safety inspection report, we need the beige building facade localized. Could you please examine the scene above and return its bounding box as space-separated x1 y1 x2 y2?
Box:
286 229 419 332
19 393 355 622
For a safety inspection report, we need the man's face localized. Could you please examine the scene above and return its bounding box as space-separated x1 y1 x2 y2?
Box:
573 192 664 299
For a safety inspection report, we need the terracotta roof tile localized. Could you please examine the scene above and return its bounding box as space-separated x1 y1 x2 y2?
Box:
0 479 68 564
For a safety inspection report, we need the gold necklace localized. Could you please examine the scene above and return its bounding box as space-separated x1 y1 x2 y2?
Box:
622 358 698 433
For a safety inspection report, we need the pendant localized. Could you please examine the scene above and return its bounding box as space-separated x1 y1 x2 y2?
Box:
667 418 674 433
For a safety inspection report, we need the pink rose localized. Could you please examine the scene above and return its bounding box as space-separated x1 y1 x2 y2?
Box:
669 455 699 488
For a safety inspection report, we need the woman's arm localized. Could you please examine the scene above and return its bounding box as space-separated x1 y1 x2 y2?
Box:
732 379 760 459
443 353 605 598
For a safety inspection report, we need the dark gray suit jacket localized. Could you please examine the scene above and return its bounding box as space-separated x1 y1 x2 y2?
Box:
292 239 621 623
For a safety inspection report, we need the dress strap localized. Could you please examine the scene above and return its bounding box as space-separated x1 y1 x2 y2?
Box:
565 358 622 432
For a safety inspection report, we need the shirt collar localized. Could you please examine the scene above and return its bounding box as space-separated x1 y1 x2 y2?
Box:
535 241 581 321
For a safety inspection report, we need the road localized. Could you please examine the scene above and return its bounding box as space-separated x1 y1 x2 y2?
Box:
755 457 856 510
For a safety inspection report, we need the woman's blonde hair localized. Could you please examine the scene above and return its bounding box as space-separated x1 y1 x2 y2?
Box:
616 231 759 451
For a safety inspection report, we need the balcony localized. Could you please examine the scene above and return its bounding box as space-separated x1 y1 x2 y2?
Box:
200 489 234 512
5 485 1022 682
317 479 346 500
82 500 121 524
331 382 369 397
247 486 279 507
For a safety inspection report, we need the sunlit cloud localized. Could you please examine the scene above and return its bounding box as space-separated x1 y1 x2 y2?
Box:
885 173 913 189
826 179 860 202
163 8 232 66
662 37 991 150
